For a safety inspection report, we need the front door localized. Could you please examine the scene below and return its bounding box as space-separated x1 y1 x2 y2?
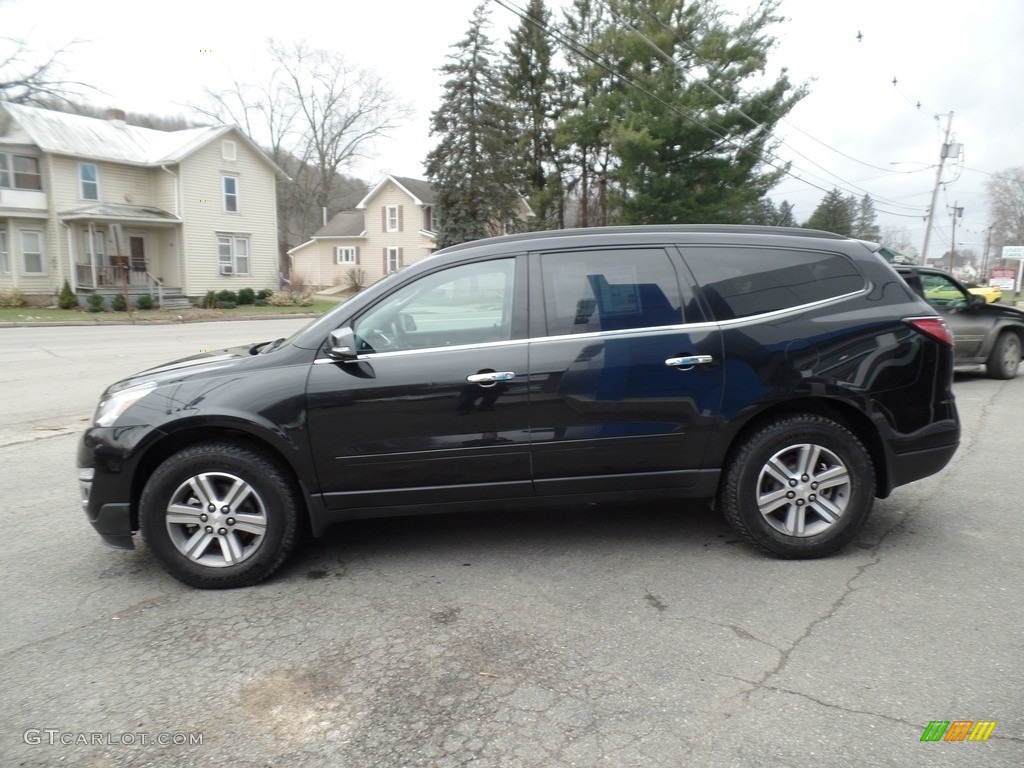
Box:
527 246 724 494
306 256 533 510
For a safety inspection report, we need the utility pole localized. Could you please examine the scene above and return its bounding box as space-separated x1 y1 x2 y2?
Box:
921 112 955 263
948 202 962 272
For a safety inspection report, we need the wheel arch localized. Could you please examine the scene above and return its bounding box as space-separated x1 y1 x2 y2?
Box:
719 397 888 499
129 425 313 534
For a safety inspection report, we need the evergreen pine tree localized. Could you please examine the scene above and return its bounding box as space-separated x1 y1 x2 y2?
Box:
426 4 521 248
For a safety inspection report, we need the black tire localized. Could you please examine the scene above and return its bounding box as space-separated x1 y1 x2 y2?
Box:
139 442 300 588
720 415 875 559
985 332 1021 380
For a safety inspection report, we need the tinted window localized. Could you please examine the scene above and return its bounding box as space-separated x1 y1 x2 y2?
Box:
354 258 515 352
540 249 684 336
686 247 864 320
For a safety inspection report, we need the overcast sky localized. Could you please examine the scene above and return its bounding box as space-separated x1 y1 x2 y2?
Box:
7 0 1024 260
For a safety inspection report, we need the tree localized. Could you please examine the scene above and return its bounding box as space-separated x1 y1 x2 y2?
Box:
853 194 880 241
775 200 797 227
0 24 90 105
427 4 521 248
804 188 856 235
503 0 563 229
193 40 404 259
574 0 803 225
554 0 614 226
986 167 1024 249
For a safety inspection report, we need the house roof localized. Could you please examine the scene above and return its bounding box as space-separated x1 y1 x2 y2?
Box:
312 210 366 238
0 103 286 176
357 175 436 209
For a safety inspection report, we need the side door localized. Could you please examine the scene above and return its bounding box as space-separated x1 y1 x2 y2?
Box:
919 271 990 360
527 246 724 495
306 256 532 510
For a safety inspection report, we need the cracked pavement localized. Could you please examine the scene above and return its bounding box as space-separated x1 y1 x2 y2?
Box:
1 323 1021 766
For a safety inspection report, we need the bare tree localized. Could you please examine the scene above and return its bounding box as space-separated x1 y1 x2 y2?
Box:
193 39 409 256
1 15 92 105
987 167 1024 248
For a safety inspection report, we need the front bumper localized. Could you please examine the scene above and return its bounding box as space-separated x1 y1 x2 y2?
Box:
78 425 157 550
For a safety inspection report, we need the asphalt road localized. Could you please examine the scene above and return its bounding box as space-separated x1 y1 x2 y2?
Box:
0 322 1021 767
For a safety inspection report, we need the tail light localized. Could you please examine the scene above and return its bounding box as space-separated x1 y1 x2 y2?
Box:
906 316 954 347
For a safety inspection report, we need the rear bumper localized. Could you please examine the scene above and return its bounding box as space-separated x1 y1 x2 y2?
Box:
885 439 959 496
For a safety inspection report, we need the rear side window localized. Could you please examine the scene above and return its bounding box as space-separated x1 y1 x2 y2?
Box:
686 247 865 320
540 248 684 336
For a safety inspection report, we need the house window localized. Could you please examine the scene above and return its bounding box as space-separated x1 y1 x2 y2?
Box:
217 234 251 275
385 205 399 232
0 230 8 274
0 154 42 190
424 205 437 232
21 230 44 274
222 140 237 161
385 246 401 273
79 163 99 200
335 247 357 265
223 176 239 213
83 229 107 266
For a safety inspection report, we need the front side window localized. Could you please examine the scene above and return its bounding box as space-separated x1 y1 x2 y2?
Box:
223 176 238 212
920 273 970 308
80 163 99 200
353 258 516 353
21 230 44 274
686 247 864 321
217 234 251 275
540 248 684 336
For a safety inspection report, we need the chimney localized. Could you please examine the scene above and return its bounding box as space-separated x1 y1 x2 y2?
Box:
104 108 127 125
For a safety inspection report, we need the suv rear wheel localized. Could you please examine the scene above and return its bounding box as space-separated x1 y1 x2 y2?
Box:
721 415 875 558
139 442 300 588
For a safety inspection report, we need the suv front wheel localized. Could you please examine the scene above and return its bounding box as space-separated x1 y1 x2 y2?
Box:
721 415 875 558
139 442 300 588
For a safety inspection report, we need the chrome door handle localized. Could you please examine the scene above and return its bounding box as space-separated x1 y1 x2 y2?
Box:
466 371 516 386
665 355 714 368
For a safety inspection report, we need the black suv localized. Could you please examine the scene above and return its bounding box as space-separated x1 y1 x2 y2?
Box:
79 226 960 588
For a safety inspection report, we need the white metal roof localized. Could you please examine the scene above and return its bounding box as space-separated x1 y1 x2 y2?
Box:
0 103 284 175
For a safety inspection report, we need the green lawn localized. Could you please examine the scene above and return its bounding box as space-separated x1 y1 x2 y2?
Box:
0 300 341 325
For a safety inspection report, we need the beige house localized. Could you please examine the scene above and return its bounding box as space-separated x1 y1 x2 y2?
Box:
0 103 284 306
289 175 439 291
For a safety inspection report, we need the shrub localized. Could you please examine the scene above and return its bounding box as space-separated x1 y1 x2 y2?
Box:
237 287 256 305
86 294 105 313
216 289 238 308
0 289 28 308
136 295 154 310
58 281 77 310
344 268 367 293
257 288 274 300
110 294 128 312
266 290 296 307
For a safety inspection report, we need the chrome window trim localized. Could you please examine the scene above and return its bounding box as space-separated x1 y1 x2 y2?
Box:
312 289 866 363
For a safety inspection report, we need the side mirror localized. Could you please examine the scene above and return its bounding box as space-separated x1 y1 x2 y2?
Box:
968 294 986 308
327 328 358 361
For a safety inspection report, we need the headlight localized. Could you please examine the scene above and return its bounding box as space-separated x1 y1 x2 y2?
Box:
94 381 158 427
